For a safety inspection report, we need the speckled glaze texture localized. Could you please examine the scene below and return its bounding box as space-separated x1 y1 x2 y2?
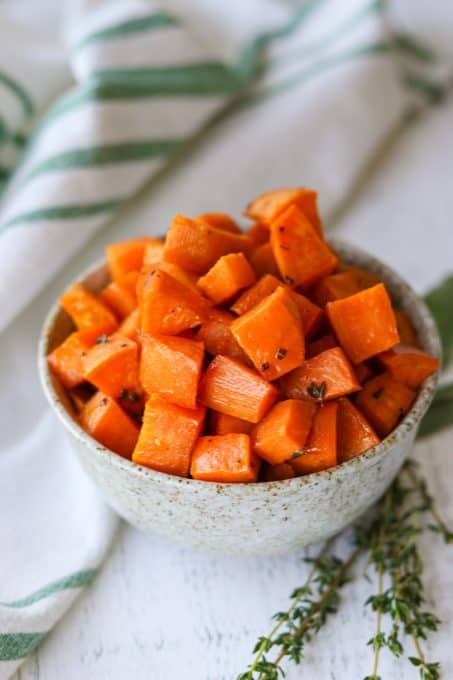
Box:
38 240 441 557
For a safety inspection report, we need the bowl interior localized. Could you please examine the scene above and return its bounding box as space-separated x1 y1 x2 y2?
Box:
39 238 441 489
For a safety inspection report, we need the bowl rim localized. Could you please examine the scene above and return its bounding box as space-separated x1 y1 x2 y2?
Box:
38 238 441 494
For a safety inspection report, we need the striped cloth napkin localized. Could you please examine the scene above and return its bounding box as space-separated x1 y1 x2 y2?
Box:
0 0 450 676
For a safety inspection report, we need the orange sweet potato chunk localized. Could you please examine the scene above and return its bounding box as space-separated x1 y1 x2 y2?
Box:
196 213 241 233
140 334 204 409
231 287 304 380
143 239 165 266
99 274 138 320
281 347 360 402
190 434 259 483
355 373 416 437
311 271 363 307
378 344 439 389
337 397 380 463
263 462 296 481
118 308 141 341
83 334 141 401
197 252 256 304
306 334 338 359
251 400 316 465
326 284 400 363
245 187 322 234
159 261 199 293
231 274 281 315
164 214 251 274
195 309 250 363
140 269 209 335
80 391 140 458
249 242 279 278
231 276 323 338
106 237 153 281
209 411 254 436
395 309 420 347
270 205 337 288
60 283 118 332
48 327 111 389
247 222 269 247
291 402 338 475
133 396 206 477
199 355 278 423
291 292 324 338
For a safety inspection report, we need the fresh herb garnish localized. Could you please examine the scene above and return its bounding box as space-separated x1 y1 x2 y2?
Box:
307 381 327 400
291 449 307 460
119 388 140 404
239 461 453 680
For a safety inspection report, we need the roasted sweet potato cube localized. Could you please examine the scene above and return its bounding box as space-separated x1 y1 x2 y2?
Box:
247 222 269 247
47 327 111 389
99 273 138 320
249 242 279 278
164 214 251 274
140 269 209 335
83 334 141 401
60 283 118 332
231 274 281 315
159 261 199 292
209 411 254 436
281 347 360 401
291 402 338 475
196 213 241 233
118 308 141 341
311 271 363 307
251 400 316 465
291 291 324 338
395 309 420 347
80 392 139 458
355 373 416 437
133 396 206 477
140 335 204 409
378 344 439 389
262 462 296 481
245 187 322 234
306 334 338 359
337 397 380 463
190 434 259 483
143 239 165 266
106 237 153 281
197 252 256 304
326 284 400 363
270 205 337 288
195 309 249 363
199 355 278 423
231 287 304 380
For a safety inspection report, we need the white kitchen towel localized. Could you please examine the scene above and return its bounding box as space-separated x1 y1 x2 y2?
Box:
0 0 451 677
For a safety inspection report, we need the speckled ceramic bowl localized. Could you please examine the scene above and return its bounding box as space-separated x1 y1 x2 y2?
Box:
38 240 441 557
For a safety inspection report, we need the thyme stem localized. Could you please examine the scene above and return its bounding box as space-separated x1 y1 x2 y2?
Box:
270 545 361 671
246 537 334 677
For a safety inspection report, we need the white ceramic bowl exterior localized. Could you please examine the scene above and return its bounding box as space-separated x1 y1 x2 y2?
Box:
39 240 440 556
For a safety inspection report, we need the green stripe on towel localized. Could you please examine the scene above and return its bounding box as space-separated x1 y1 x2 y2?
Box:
75 11 179 50
0 633 47 661
1 569 97 609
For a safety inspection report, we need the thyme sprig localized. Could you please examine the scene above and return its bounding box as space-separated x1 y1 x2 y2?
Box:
239 461 452 680
361 464 445 680
238 538 360 679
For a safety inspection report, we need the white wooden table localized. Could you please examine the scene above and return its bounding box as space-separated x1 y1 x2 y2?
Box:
14 96 453 680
